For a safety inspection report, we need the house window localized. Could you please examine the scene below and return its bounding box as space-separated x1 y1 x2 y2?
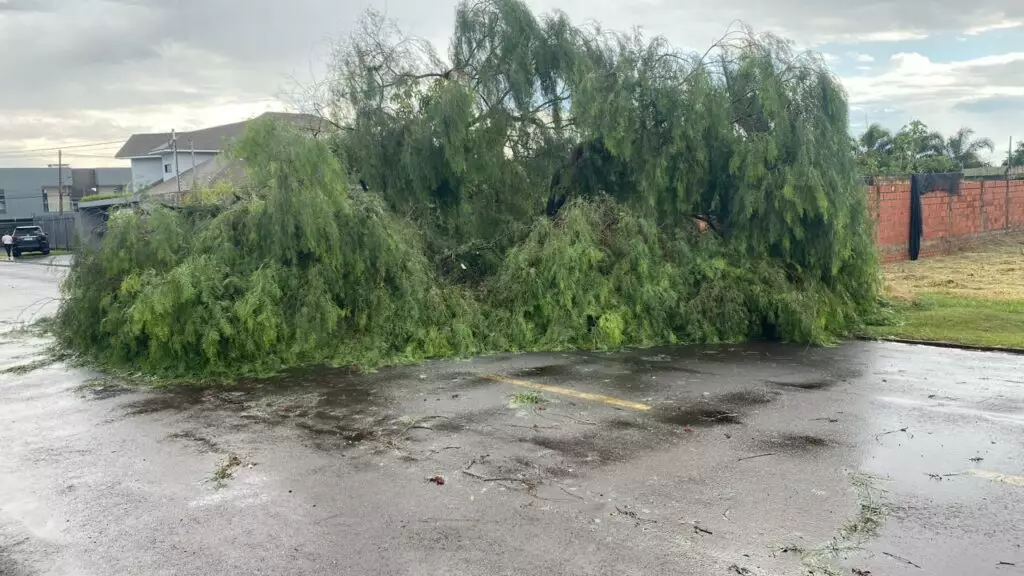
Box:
164 163 172 173
113 184 125 194
71 199 80 212
0 189 6 214
42 190 49 213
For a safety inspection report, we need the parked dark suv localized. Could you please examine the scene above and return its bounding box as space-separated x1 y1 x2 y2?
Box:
12 226 50 256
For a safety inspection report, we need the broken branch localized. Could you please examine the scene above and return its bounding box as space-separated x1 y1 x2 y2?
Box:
737 452 777 462
874 427 909 442
882 551 922 569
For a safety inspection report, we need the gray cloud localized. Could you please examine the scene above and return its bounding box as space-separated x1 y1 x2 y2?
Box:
954 95 1024 113
958 58 1024 87
0 0 54 11
1 0 1023 166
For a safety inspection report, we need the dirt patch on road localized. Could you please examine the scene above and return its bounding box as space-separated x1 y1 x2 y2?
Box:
765 378 838 391
718 388 778 405
655 407 743 427
756 433 833 453
531 433 632 464
654 387 780 428
166 430 221 453
123 389 206 415
510 364 577 379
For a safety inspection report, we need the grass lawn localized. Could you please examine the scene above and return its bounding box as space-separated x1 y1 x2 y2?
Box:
865 233 1024 350
867 295 1024 349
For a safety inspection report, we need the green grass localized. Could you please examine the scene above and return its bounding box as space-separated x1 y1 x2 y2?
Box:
510 391 546 405
865 294 1024 350
80 193 131 203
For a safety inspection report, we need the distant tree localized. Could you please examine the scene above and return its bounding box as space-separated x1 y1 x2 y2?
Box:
1003 140 1024 167
858 123 894 155
943 127 994 169
854 121 995 175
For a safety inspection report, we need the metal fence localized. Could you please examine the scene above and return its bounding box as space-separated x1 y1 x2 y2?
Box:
31 213 77 251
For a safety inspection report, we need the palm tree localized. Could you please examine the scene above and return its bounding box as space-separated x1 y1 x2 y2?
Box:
858 123 894 154
944 127 994 169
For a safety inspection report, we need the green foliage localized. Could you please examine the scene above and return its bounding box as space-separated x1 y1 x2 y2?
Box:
510 391 546 405
56 121 483 376
855 120 995 176
80 192 132 203
1003 140 1024 168
57 0 882 378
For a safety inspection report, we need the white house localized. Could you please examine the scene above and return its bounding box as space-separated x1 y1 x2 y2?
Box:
115 112 323 192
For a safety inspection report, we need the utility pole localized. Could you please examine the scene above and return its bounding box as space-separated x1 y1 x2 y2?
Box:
172 129 181 203
57 149 63 215
189 138 196 192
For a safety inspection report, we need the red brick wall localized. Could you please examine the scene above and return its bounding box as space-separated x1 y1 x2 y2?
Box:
870 177 1024 262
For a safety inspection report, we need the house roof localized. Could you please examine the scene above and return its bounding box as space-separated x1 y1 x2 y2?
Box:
115 133 173 159
142 155 248 201
115 112 326 159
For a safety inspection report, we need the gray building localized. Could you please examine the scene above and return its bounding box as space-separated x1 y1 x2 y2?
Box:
115 112 325 192
0 167 131 223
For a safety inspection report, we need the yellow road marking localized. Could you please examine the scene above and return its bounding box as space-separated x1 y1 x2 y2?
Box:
482 374 651 411
967 469 1024 486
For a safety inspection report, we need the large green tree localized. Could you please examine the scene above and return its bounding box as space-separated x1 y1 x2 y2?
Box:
56 0 882 376
328 0 873 289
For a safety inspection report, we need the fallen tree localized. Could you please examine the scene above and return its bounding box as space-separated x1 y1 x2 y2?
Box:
56 0 879 377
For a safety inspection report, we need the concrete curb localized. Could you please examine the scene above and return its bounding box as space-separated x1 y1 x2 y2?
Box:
858 336 1024 355
10 259 71 268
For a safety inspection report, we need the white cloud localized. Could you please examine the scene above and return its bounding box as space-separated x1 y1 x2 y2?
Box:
840 30 930 43
841 51 1024 158
964 20 1023 35
855 53 875 63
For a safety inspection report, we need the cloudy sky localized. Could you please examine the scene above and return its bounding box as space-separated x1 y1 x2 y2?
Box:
1 0 1022 167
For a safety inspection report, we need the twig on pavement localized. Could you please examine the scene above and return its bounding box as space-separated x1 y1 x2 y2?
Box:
693 524 713 535
882 551 922 569
874 427 910 442
737 452 776 462
615 506 656 523
926 472 964 481
461 469 537 489
536 408 597 425
557 485 584 501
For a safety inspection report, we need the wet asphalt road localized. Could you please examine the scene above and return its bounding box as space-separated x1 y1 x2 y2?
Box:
2 264 1023 575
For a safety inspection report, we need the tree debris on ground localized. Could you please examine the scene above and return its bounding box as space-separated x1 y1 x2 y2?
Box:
882 551 922 569
874 427 910 442
802 473 892 575
55 0 880 379
210 453 244 487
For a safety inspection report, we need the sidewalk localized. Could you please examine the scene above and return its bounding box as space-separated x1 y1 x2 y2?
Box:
11 254 73 267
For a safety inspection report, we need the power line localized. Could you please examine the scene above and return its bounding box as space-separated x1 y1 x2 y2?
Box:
0 140 127 155
48 152 124 159
0 146 123 158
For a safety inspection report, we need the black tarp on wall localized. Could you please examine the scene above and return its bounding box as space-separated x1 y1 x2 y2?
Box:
908 173 961 261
